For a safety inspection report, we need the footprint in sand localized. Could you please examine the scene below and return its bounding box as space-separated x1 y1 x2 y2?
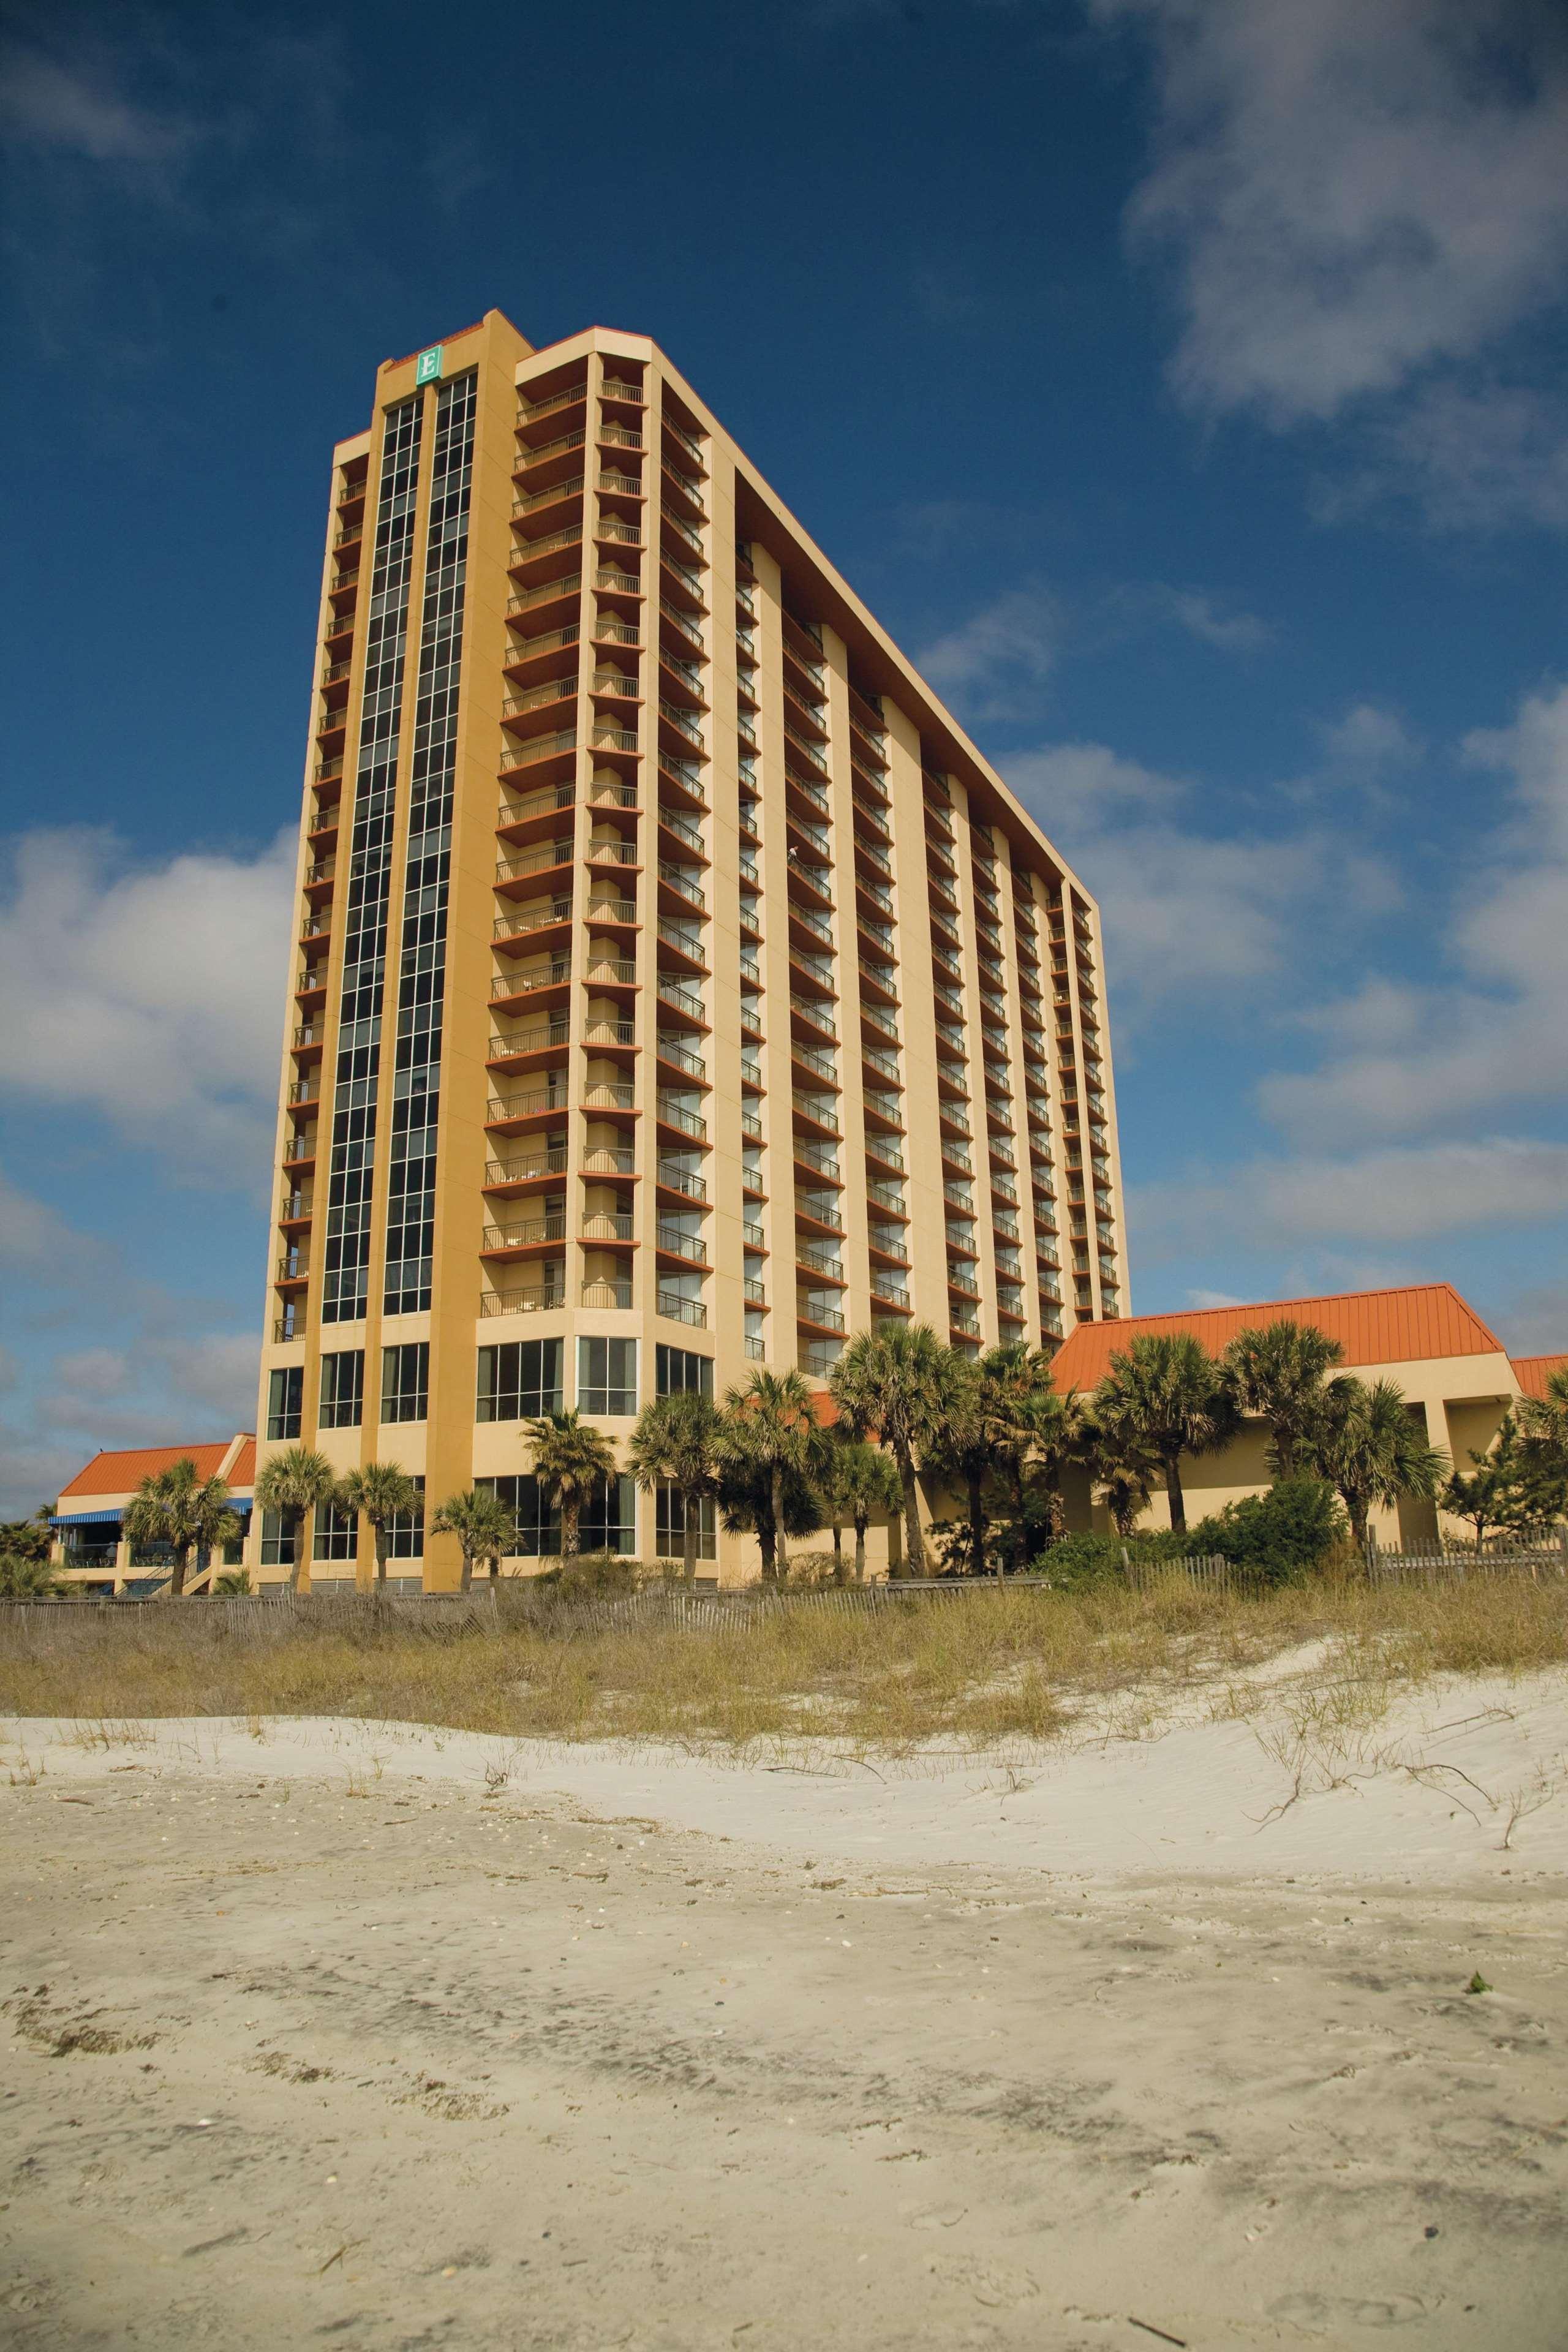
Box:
1268 2290 1432 2329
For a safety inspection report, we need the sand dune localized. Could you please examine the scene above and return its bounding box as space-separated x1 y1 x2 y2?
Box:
3 1687 1566 2348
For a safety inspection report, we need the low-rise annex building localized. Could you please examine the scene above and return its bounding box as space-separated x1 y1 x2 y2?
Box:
48 1437 255 1594
1053 1283 1565 1548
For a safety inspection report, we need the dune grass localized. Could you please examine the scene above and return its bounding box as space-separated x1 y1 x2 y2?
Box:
1 1574 1564 1757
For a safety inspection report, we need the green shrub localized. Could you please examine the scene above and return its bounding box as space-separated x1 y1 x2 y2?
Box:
1031 1529 1181 1587
548 1548 641 1597
1187 1475 1346 1584
0 1553 62 1598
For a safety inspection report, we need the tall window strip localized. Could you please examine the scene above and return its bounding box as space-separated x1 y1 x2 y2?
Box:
383 372 475 1314
322 397 424 1324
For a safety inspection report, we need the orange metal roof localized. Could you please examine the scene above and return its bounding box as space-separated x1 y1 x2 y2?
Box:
58 1438 254 1501
1051 1284 1508 1393
1512 1353 1568 1401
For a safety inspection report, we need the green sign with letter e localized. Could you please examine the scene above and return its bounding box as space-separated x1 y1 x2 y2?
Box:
415 345 443 386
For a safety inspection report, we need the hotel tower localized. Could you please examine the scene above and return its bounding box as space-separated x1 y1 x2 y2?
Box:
251 312 1126 1588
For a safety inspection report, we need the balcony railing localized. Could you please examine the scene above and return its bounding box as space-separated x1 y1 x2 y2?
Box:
513 474 584 516
489 1084 570 1122
518 382 588 423
584 1145 637 1175
793 1042 837 1085
598 470 643 498
503 679 577 720
792 1091 840 1134
797 1242 843 1280
500 728 577 771
581 1280 634 1310
486 1150 568 1184
516 425 586 469
657 1225 708 1265
582 1213 636 1242
657 1292 708 1327
658 861 706 910
658 1164 707 1201
507 571 582 616
494 899 573 942
741 1108 764 1139
484 1216 567 1250
586 896 638 925
797 1300 846 1333
657 919 706 963
496 842 573 884
871 1281 910 1311
656 1096 707 1139
656 1036 706 1081
488 1025 568 1060
791 994 837 1038
482 1284 567 1317
862 1042 900 1082
595 566 643 595
794 1139 839 1177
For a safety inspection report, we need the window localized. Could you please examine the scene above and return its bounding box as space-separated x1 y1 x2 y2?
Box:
656 1344 713 1399
478 1474 557 1558
382 1341 429 1422
318 1349 364 1429
475 1473 635 1557
259 1509 295 1567
313 1501 358 1561
655 1482 715 1560
267 1365 303 1441
581 1474 636 1555
386 1476 425 1558
477 1338 563 1422
578 1336 636 1416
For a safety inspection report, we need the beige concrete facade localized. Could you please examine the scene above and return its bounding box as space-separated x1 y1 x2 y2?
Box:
251 312 1126 1589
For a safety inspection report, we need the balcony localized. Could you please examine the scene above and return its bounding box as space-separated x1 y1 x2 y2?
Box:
512 472 584 525
499 728 577 781
494 897 573 947
871 1281 911 1314
657 1291 707 1327
796 1300 846 1336
792 1041 837 1087
656 1096 707 1141
656 978 707 1027
581 1212 636 1244
656 1036 706 1082
517 380 589 427
482 1283 567 1318
793 1138 840 1180
657 861 706 913
495 842 574 894
657 919 707 972
791 1091 840 1139
797 1241 845 1284
488 1084 570 1129
790 993 837 1045
585 895 639 931
482 1215 567 1254
658 1164 707 1203
484 1150 569 1189
507 571 583 622
657 1225 708 1266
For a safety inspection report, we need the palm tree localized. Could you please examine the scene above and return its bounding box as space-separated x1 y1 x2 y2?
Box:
1306 1376 1447 1554
1221 1319 1344 1478
719 1368 826 1584
627 1390 725 1581
524 1410 617 1568
254 1444 339 1594
829 1322 958 1578
431 1487 519 1593
821 1440 903 1582
122 1458 241 1599
1028 1384 1095 1545
1442 1412 1566 1557
922 1359 994 1575
976 1343 1054 1572
1096 1334 1238 1537
337 1461 420 1588
1518 1365 1568 1475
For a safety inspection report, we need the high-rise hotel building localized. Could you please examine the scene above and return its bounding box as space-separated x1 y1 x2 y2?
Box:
252 312 1126 1587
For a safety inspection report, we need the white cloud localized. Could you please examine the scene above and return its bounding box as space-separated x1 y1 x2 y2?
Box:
1261 682 1568 1144
1156 586 1271 651
1186 1287 1245 1310
918 589 1061 721
0 826 295 1182
1098 0 1568 426
0 1166 261 1515
1005 740 1374 1011
1137 1137 1568 1259
1319 703 1418 771
1325 382 1568 533
0 44 190 164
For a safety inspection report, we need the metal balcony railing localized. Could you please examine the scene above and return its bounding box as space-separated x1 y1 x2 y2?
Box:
500 728 577 771
486 1149 568 1185
482 1285 567 1317
507 570 583 616
658 1164 706 1201
657 1036 706 1079
586 896 638 925
484 1216 567 1250
658 1293 707 1327
656 1098 706 1139
514 474 584 516
494 899 573 942
657 1226 708 1265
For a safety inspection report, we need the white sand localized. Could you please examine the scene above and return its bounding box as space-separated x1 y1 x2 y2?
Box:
3 1681 1567 2348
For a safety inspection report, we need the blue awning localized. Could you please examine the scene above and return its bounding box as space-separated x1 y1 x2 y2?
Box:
52 1509 123 1527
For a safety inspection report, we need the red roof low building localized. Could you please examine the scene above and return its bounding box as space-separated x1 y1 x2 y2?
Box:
1049 1283 1560 1548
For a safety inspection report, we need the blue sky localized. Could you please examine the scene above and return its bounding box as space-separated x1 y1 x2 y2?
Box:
2 0 1566 1512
